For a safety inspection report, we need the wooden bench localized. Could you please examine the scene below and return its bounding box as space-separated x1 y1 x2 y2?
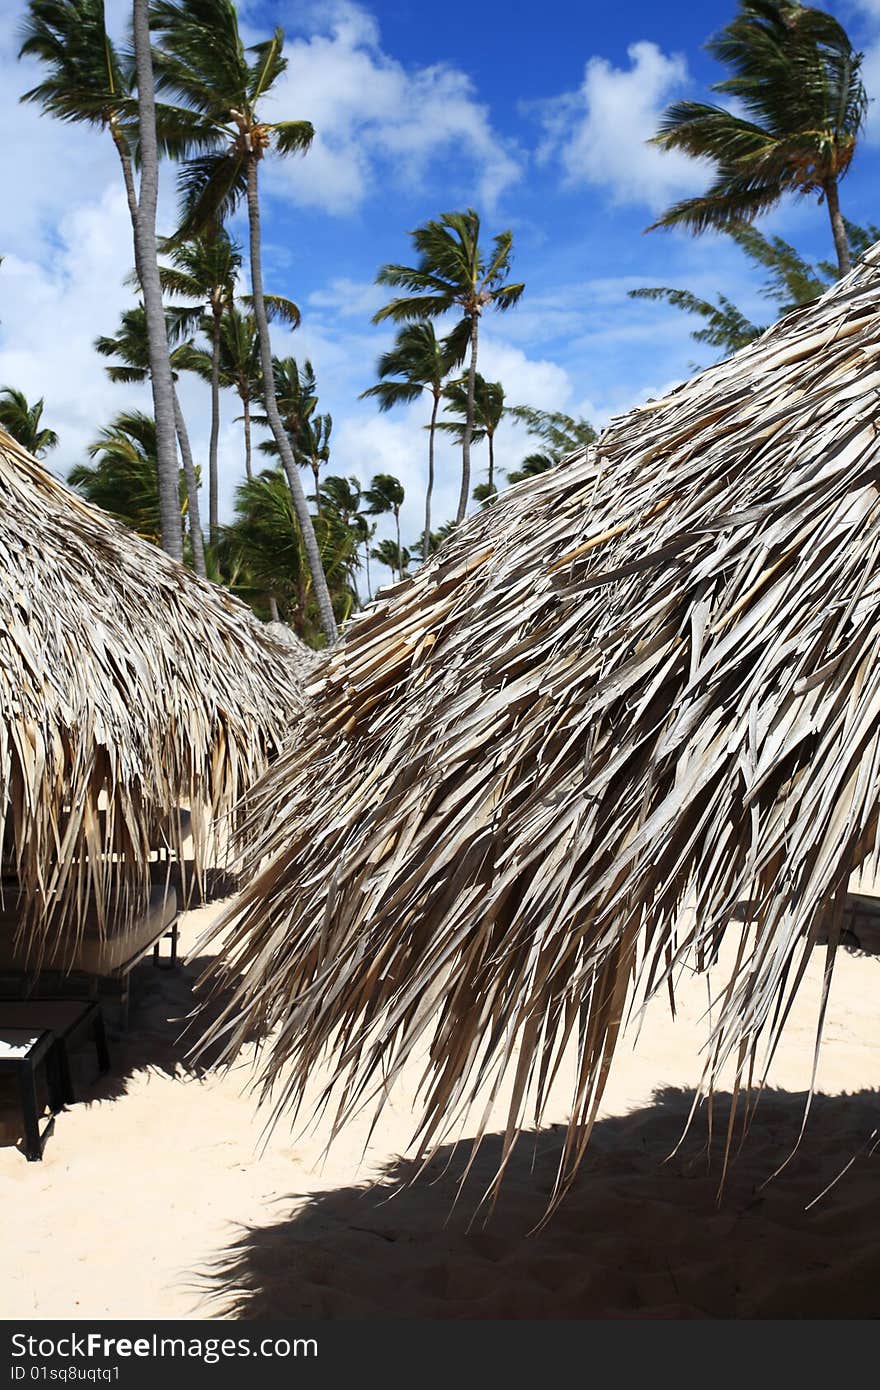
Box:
0 880 179 1027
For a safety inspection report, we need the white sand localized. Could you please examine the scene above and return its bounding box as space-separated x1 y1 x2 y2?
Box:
0 899 877 1319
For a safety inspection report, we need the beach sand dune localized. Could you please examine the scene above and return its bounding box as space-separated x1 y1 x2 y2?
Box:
1 901 877 1319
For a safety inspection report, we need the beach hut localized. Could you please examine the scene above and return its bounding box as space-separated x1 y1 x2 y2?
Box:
0 426 312 966
201 243 880 1203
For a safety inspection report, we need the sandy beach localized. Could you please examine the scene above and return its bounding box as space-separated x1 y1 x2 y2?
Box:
0 898 877 1320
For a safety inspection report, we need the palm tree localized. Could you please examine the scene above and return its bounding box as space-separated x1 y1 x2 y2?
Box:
157 229 300 539
183 304 264 479
649 1 868 277
93 303 206 574
150 0 337 645
373 209 525 523
320 473 370 599
18 0 202 560
255 356 317 462
629 287 761 355
360 322 458 559
0 387 58 456
297 413 332 508
363 473 406 579
132 0 185 559
223 468 358 639
157 229 239 542
505 407 597 483
371 537 411 583
439 374 506 501
630 219 880 357
69 410 185 543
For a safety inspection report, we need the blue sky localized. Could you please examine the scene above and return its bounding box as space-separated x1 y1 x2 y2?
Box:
2 0 880 565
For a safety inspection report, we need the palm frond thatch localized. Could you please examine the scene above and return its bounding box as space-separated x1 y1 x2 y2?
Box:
0 428 313 956
201 241 880 1209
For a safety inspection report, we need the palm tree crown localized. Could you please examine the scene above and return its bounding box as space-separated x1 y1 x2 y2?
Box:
150 0 314 236
440 374 506 499
0 387 58 456
650 1 868 276
361 321 459 557
373 208 524 524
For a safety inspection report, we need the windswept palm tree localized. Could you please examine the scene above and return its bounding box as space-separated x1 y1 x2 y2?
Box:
361 322 458 557
150 0 337 643
157 229 300 539
649 1 868 276
255 357 318 467
0 387 58 456
371 537 411 584
94 303 205 574
184 304 262 479
439 374 506 501
373 209 525 523
631 219 880 357
297 413 332 509
18 0 203 560
364 473 406 580
505 407 597 483
157 229 240 542
223 467 358 639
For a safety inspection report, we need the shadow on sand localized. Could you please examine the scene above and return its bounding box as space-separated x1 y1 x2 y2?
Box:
0 912 243 1149
203 1086 879 1319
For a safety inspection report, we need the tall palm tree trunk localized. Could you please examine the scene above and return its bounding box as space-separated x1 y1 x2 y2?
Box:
242 395 253 480
209 308 222 542
824 177 851 277
488 430 495 495
394 507 402 580
172 387 206 577
365 541 372 600
457 315 479 524
132 0 183 562
268 595 280 622
424 390 439 558
246 155 337 645
110 120 204 571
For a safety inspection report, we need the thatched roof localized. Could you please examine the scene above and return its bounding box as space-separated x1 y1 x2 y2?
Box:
201 244 880 1205
0 427 312 954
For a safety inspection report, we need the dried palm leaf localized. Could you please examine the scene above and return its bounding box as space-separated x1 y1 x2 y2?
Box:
202 243 880 1208
0 429 314 959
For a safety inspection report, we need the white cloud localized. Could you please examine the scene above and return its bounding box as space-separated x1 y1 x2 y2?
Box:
260 1 522 215
536 40 710 210
0 187 146 476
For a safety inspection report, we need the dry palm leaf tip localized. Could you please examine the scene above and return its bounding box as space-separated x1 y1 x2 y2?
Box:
0 429 313 955
203 244 880 1207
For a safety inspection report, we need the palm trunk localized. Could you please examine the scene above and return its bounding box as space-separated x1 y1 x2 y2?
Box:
365 541 372 600
824 177 851 278
172 387 206 577
457 314 479 524
132 0 183 562
488 430 495 495
209 307 222 543
424 389 439 558
110 122 140 228
242 395 253 480
246 155 337 645
312 462 321 511
395 508 402 579
268 595 280 622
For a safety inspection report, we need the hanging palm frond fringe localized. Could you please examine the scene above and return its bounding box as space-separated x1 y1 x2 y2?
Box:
0 428 314 960
200 242 880 1209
